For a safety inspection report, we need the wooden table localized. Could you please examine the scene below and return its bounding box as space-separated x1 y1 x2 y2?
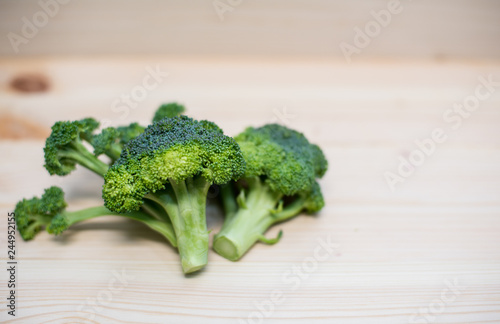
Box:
1 58 499 323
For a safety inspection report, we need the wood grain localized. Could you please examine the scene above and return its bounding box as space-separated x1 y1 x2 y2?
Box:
0 0 499 60
0 58 500 323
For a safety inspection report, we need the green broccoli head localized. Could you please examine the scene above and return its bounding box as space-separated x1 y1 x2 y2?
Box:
235 124 328 196
103 115 245 213
44 118 101 176
153 103 186 122
14 186 69 240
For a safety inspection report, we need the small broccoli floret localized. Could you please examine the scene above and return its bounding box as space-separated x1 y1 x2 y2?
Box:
153 102 186 122
92 123 146 162
103 115 245 273
44 118 109 176
92 127 122 160
15 186 67 240
116 122 145 144
15 187 177 246
213 124 328 261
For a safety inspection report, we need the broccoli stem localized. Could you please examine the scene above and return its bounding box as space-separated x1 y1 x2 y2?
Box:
140 201 178 248
146 176 210 274
270 197 308 223
23 215 53 240
220 183 238 221
58 206 177 246
214 177 284 261
62 140 109 176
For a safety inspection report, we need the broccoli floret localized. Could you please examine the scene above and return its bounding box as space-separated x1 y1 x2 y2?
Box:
153 102 186 122
44 118 109 176
92 123 146 162
116 123 145 144
213 124 328 261
15 186 177 246
103 115 245 273
15 186 66 240
92 127 122 160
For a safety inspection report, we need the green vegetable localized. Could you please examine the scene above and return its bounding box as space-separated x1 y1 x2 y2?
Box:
153 102 186 122
213 124 327 261
92 123 145 162
103 115 245 273
44 118 108 176
17 102 330 275
39 105 183 247
15 186 176 245
93 103 185 162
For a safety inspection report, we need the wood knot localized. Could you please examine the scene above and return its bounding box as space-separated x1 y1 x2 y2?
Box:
10 74 50 93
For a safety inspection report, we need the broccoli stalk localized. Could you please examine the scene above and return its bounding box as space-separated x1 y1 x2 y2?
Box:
48 205 175 244
215 178 324 260
145 177 211 272
15 187 177 246
103 116 245 273
213 124 328 261
219 183 238 221
214 177 282 259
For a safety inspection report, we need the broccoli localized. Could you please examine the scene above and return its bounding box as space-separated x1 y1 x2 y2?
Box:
42 113 177 247
213 124 328 261
44 118 109 176
103 115 245 273
93 103 185 161
92 123 145 162
15 186 177 246
153 102 186 122
117 123 146 143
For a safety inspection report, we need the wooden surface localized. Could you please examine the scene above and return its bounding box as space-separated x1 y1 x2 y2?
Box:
1 0 500 60
0 58 500 323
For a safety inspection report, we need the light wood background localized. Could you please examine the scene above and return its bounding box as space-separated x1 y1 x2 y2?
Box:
0 58 499 323
1 0 500 323
0 0 499 60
